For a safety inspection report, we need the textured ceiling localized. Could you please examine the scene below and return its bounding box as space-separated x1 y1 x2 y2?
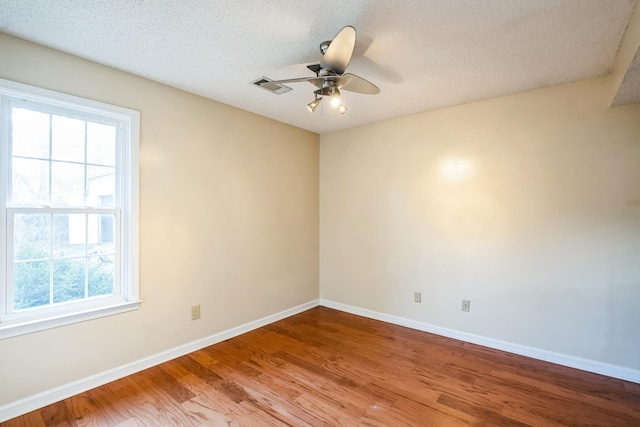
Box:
0 0 637 134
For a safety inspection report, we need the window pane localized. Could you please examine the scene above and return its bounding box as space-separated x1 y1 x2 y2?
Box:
88 255 114 297
87 166 115 207
87 122 116 166
11 157 50 206
53 214 86 257
99 214 114 244
52 115 85 163
53 258 86 303
51 161 85 206
88 213 115 254
11 107 50 159
14 213 50 260
14 260 51 310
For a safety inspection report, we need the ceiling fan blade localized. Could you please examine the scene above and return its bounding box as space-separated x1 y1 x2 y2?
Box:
320 26 356 74
339 73 380 95
304 76 346 90
266 76 348 90
263 77 317 85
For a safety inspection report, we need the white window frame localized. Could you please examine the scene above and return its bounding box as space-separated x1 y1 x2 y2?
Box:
0 78 140 339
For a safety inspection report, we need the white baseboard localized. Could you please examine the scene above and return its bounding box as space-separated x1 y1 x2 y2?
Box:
319 299 640 384
0 299 320 423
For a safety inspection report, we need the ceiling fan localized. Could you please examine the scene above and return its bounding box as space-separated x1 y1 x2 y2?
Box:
256 26 380 115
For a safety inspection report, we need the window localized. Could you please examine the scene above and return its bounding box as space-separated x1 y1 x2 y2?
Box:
0 79 140 339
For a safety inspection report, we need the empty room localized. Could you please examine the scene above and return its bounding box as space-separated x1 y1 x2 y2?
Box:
1 1 639 425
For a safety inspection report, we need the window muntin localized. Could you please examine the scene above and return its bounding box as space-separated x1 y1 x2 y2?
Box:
0 79 139 338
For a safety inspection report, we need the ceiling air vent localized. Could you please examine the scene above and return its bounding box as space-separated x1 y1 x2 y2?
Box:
252 77 292 95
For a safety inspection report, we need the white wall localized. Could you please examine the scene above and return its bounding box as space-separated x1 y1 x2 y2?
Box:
320 77 640 371
0 33 319 407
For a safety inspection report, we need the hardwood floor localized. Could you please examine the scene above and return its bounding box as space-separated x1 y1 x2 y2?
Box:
3 306 640 426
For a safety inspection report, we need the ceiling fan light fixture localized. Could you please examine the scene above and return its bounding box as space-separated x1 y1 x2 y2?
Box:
337 104 348 115
329 86 341 108
307 96 322 112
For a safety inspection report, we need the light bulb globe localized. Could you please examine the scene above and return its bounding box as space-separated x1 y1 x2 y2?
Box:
307 97 322 112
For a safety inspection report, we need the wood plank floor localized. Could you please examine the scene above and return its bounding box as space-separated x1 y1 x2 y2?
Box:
3 306 640 426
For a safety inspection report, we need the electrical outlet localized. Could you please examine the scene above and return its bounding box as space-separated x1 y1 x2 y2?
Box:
462 300 470 312
191 304 201 320
414 292 422 303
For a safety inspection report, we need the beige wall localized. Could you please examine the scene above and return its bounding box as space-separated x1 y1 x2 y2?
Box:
0 33 319 405
321 77 640 370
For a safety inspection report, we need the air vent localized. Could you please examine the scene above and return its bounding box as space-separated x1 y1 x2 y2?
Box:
252 77 292 95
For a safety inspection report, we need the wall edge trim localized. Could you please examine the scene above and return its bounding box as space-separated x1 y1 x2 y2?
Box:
319 299 640 384
0 299 320 422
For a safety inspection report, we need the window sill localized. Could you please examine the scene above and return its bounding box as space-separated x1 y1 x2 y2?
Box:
0 300 141 340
